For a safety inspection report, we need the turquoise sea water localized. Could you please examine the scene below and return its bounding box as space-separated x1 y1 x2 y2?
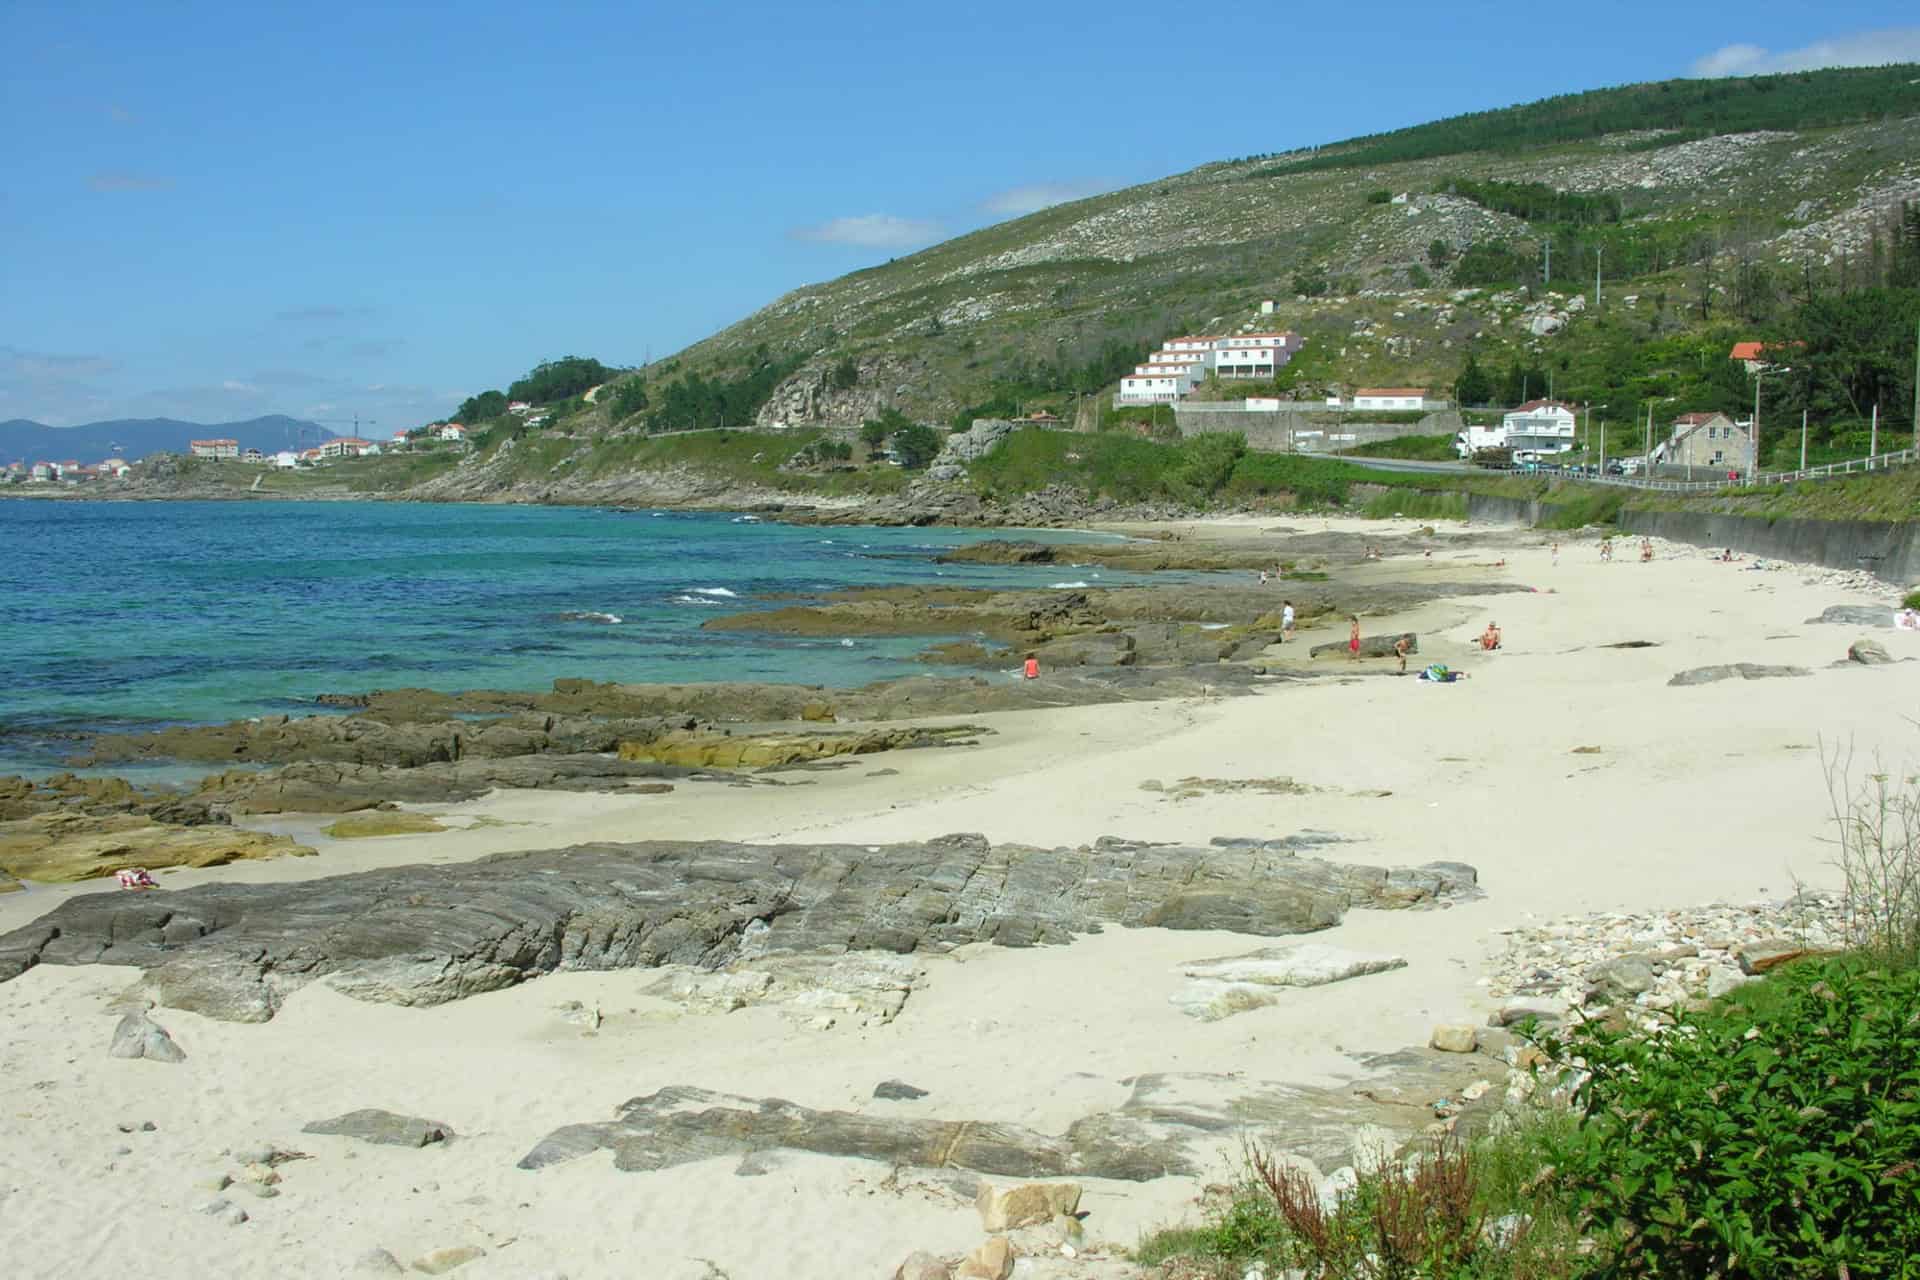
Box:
1 500 1152 774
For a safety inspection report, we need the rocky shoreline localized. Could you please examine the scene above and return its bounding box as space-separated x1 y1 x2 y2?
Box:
3 532 1529 892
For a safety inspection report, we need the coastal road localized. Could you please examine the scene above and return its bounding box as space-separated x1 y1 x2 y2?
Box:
1334 456 1473 476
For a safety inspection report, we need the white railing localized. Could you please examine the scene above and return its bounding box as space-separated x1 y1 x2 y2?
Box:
1553 447 1918 493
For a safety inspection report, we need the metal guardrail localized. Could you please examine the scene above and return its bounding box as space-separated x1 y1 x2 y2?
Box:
1546 447 1918 493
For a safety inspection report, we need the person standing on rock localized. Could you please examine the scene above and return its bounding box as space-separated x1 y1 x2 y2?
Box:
1281 600 1295 643
1348 616 1361 660
1022 654 1039 680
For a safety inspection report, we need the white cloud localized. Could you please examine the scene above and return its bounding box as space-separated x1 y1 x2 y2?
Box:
86 171 172 193
981 180 1116 217
221 379 258 393
790 214 943 250
1691 28 1920 76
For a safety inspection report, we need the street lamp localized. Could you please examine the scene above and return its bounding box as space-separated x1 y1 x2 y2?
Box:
1644 395 1675 480
1751 366 1790 484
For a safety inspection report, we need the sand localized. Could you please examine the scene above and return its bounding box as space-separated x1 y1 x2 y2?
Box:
2 516 1912 1278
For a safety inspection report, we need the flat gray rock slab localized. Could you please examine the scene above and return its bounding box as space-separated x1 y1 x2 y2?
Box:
302 1109 454 1147
0 834 1478 1022
1171 942 1408 1020
518 1058 1513 1183
1806 605 1892 627
1668 663 1811 686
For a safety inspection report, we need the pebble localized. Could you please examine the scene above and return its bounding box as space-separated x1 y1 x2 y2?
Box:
199 1198 248 1227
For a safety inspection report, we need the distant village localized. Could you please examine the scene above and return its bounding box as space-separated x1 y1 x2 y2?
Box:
2 415 499 486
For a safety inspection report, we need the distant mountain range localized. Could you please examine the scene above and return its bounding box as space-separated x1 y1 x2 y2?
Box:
0 415 336 464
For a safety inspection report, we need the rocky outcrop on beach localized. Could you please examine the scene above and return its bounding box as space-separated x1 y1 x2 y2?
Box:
616 723 985 769
0 832 1479 1021
0 811 314 883
517 1048 1514 1186
1309 632 1418 659
1667 663 1812 686
80 709 696 768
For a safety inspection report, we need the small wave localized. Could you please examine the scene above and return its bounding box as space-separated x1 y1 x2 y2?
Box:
1049 581 1090 589
557 611 622 624
670 594 726 606
840 639 855 647
732 515 761 524
689 587 737 598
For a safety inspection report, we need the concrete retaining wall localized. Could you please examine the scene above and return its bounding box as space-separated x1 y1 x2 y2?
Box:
1463 492 1920 584
1173 407 1460 455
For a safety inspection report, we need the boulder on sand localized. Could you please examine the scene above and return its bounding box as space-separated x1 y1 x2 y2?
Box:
1309 632 1417 659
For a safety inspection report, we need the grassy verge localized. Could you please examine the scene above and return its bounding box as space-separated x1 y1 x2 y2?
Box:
1342 433 1461 461
1358 489 1469 519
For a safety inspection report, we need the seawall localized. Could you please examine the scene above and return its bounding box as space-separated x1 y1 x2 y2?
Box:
1464 493 1920 584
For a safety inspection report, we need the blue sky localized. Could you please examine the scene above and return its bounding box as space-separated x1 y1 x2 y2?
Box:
3 1 1915 429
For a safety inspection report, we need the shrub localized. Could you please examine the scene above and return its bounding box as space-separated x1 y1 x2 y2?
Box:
1543 956 1920 1276
1822 742 1920 964
1366 189 1394 204
1137 1122 1582 1279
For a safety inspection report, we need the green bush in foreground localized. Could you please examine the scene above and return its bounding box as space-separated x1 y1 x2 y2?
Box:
1543 956 1920 1278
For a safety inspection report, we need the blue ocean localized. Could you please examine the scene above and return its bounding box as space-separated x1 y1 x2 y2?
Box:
0 500 1149 775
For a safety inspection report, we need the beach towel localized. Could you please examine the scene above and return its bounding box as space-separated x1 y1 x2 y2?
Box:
1420 664 1462 684
116 868 158 889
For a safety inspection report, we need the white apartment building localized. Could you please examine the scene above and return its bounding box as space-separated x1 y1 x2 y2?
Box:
1115 332 1305 405
1118 362 1206 404
1454 400 1578 458
190 438 240 459
319 436 381 459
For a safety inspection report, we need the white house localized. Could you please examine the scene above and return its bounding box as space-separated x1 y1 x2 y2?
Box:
1455 400 1578 459
97 457 131 477
1353 388 1430 411
29 462 52 482
274 450 299 469
436 422 468 442
190 438 239 459
1118 364 1204 404
507 401 534 416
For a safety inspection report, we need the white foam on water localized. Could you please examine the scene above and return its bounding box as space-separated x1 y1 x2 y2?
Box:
1049 581 1090 589
689 587 737 597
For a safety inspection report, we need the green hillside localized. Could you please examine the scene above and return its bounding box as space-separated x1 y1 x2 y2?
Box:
420 65 1920 498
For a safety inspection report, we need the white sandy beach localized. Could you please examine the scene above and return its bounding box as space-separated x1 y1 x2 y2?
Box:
2 516 1913 1279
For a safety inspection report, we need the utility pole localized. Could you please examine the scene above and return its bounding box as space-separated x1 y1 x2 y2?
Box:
1800 408 1807 471
1871 403 1879 461
1751 371 1764 484
1543 240 1552 287
1594 246 1602 308
1645 401 1653 476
